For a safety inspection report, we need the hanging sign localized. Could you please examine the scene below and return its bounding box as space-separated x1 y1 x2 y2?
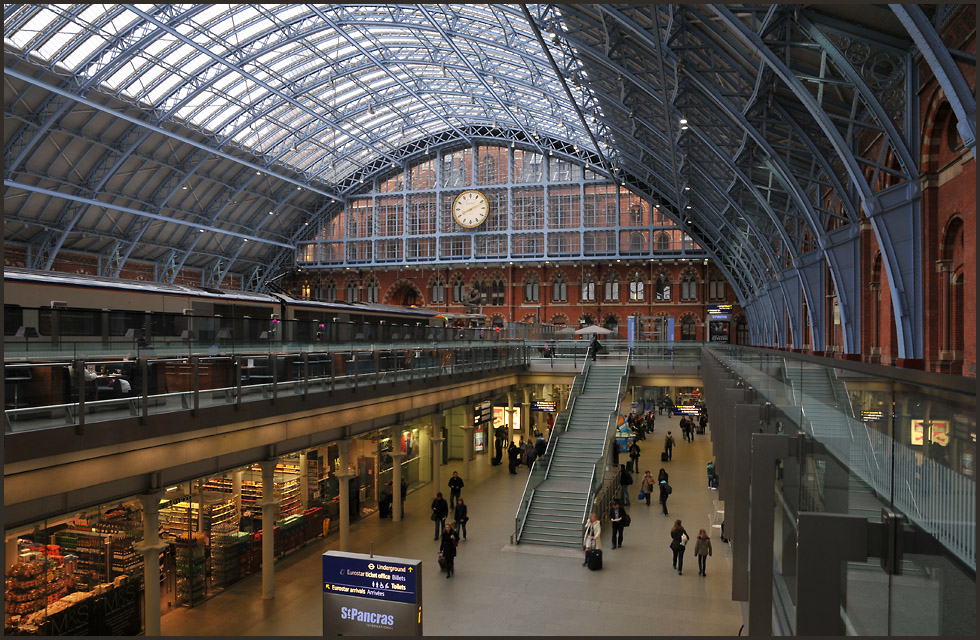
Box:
322 551 422 636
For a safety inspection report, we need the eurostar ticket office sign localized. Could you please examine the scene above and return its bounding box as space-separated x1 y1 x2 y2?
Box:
322 551 422 636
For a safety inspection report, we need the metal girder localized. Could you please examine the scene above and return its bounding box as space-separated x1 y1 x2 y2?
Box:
417 4 543 156
3 68 343 205
891 4 976 157
3 180 294 250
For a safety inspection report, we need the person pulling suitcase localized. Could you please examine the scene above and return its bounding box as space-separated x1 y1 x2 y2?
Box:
583 512 602 569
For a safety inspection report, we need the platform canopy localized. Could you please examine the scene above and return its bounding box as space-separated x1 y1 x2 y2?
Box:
4 4 974 358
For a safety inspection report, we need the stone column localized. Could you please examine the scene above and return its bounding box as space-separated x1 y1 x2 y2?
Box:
337 439 355 551
232 470 243 518
461 404 475 480
391 451 407 522
431 412 445 498
135 491 168 637
258 459 279 600
521 387 531 439
299 452 309 511
506 392 516 444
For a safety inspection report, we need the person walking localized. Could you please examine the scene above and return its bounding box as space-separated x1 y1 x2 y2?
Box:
448 471 464 507
640 470 655 506
582 512 601 566
589 334 600 361
439 522 458 578
507 440 520 474
431 492 449 540
694 528 713 576
454 497 469 541
628 440 641 474
658 467 669 486
658 478 670 516
664 431 675 461
669 519 690 575
609 499 627 549
618 464 633 506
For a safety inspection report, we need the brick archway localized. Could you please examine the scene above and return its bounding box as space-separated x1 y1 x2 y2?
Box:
384 278 424 307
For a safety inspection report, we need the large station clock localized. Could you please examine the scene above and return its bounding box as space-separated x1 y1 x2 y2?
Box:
451 190 489 228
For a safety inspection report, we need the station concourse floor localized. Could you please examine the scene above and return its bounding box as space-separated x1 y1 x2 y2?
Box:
160 413 742 637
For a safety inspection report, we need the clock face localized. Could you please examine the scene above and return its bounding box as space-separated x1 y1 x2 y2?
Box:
452 190 489 228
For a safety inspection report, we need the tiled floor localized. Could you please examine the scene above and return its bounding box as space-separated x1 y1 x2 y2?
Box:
160 413 742 636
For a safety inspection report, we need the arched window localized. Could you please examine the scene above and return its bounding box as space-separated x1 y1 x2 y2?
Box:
603 314 619 335
345 277 360 303
628 271 645 302
524 273 540 303
736 315 749 345
708 272 726 300
313 278 323 300
681 314 698 341
473 276 489 306
581 272 596 302
452 274 466 303
365 276 380 303
551 313 568 328
655 271 671 301
325 278 337 302
490 275 505 306
603 271 619 301
301 280 311 299
430 274 446 304
940 217 965 369
581 314 595 326
654 231 671 252
552 273 567 302
681 269 698 301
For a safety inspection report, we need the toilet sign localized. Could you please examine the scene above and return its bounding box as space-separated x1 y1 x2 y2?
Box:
322 551 422 636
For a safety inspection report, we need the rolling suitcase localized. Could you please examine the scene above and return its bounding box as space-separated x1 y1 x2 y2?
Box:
586 548 602 570
661 451 669 462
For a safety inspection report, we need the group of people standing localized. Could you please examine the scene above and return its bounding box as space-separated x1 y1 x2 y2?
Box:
432 471 470 579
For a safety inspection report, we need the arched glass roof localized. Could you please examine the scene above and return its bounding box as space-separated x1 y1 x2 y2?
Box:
4 4 974 360
5 4 597 185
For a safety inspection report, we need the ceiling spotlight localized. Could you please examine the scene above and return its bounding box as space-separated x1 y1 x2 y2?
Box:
684 186 691 191
269 211 274 215
686 205 692 209
679 118 687 125
685 219 692 225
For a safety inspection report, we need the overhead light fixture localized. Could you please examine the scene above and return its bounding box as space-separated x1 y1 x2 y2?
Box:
679 118 687 125
269 211 274 215
684 185 691 191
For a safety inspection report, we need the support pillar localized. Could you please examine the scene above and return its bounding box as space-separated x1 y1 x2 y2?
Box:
506 392 516 444
337 439 355 551
233 470 243 519
521 387 531 440
299 452 309 511
135 491 168 637
795 512 871 635
461 418 475 482
391 451 406 522
431 412 445 498
748 433 798 636
258 459 279 600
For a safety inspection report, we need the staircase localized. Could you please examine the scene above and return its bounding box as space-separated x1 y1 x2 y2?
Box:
517 362 626 548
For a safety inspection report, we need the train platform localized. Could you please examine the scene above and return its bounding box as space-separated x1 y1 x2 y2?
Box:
160 411 742 636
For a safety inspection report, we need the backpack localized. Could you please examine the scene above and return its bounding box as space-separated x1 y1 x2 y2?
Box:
622 472 633 486
666 484 673 495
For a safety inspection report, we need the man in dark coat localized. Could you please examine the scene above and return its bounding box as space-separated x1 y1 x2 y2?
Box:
507 441 520 474
431 492 449 540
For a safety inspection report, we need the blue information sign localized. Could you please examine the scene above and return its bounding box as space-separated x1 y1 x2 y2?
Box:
322 552 419 604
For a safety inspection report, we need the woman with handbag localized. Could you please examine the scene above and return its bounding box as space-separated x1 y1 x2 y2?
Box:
640 470 655 506
582 512 601 567
669 519 689 575
439 523 458 578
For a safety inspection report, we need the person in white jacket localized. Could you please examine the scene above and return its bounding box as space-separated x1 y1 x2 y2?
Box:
582 512 601 565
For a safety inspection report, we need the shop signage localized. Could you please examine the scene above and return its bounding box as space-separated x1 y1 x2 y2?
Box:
910 420 949 446
323 551 422 636
531 401 556 412
673 405 701 417
708 320 730 343
861 410 885 422
473 400 492 425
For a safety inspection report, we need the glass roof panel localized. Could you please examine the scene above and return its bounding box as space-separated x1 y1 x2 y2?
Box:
3 3 600 186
